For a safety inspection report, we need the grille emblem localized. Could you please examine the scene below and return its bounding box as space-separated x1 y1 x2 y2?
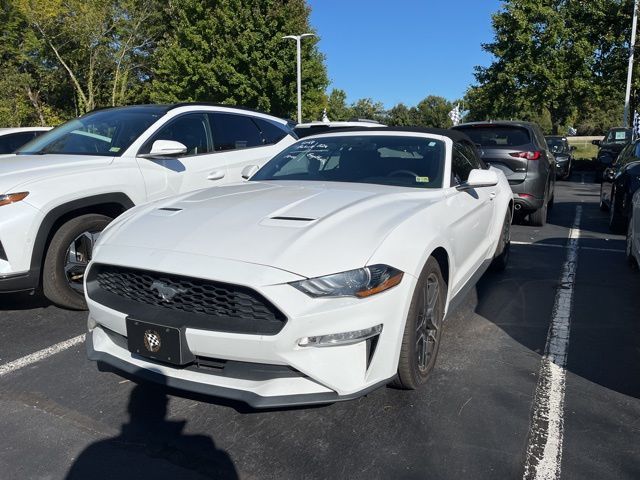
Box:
151 280 185 302
143 330 161 353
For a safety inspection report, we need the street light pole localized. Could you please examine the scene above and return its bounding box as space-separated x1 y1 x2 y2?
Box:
283 33 315 123
623 0 639 127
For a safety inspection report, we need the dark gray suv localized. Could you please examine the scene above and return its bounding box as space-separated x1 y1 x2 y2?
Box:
453 121 556 226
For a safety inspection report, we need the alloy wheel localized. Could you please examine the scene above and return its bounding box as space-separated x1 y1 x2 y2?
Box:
64 231 101 293
415 273 440 372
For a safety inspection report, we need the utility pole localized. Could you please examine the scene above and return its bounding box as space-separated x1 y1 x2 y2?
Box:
623 0 639 127
283 33 315 123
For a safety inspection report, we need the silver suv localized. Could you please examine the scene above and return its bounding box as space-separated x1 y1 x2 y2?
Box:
453 121 556 226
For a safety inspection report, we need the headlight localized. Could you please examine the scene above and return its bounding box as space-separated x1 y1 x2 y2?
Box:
291 264 403 298
0 192 29 207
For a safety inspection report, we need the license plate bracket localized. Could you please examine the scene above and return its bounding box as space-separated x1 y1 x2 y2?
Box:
126 318 194 365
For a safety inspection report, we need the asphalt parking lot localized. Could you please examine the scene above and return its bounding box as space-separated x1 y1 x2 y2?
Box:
1 174 639 480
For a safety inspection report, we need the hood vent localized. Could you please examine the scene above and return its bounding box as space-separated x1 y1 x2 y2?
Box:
269 216 315 222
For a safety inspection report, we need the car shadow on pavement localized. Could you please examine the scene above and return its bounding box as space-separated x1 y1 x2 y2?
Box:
65 374 238 480
0 291 51 311
472 238 640 400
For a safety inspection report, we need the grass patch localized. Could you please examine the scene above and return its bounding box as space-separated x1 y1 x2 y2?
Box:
567 138 598 160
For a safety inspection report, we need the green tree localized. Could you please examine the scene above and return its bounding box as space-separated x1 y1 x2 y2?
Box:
12 0 162 116
349 98 385 122
466 0 635 134
412 95 454 128
325 88 352 120
386 103 414 126
149 0 328 120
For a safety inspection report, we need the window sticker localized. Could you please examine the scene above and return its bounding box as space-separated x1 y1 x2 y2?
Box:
615 131 627 140
109 147 121 152
415 176 430 183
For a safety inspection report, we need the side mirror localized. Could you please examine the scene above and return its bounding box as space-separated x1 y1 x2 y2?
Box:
570 145 577 151
139 140 187 158
456 169 499 190
241 164 259 180
592 139 601 146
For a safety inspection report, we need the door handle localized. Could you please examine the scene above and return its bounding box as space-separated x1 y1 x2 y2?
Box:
489 191 496 199
207 170 225 181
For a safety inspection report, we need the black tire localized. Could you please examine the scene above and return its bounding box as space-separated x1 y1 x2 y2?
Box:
491 209 511 272
608 188 625 233
529 201 547 227
627 216 639 270
393 256 446 390
43 214 112 310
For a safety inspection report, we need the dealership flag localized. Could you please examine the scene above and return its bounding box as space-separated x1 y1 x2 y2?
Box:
449 104 462 126
634 111 640 140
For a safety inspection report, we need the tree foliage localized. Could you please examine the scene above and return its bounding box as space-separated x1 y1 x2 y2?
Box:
149 0 328 120
0 0 328 126
466 0 636 134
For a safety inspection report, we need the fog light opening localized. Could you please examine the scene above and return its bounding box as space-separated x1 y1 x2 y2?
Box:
298 324 383 348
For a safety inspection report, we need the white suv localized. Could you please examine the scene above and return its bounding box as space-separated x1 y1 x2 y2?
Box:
0 103 296 309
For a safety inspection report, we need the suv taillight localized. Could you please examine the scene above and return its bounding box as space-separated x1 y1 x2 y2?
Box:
509 151 541 160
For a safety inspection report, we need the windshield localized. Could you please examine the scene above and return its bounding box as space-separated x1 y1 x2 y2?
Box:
605 128 631 144
546 137 568 154
17 108 166 156
251 135 446 189
455 126 531 147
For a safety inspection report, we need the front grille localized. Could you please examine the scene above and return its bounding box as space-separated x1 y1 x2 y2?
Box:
87 264 286 335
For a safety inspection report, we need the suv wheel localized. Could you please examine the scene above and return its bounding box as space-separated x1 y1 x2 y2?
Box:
43 214 112 310
529 199 548 227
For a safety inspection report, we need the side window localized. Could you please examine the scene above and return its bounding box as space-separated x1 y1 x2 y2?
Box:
460 142 484 169
253 118 288 145
140 114 211 156
451 143 476 185
0 132 38 153
209 113 263 151
632 141 640 161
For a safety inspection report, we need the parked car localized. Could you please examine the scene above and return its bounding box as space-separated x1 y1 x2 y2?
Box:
294 119 385 138
0 127 52 154
545 135 575 179
453 121 555 226
627 189 639 269
593 127 632 182
85 127 513 408
599 139 640 232
0 103 296 309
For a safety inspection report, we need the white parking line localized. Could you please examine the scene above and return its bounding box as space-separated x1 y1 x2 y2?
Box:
0 334 85 377
511 240 624 254
522 206 582 480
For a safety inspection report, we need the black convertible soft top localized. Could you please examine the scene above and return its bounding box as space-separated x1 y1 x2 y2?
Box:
305 126 473 143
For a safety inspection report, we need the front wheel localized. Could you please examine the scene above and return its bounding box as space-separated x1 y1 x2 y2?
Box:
393 257 446 390
490 209 511 272
43 214 112 310
608 188 625 233
627 216 638 270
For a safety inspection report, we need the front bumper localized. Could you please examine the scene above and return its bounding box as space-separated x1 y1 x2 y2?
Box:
87 327 391 408
86 248 415 407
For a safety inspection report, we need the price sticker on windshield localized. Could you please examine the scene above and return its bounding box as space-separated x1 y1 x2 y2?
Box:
416 176 430 183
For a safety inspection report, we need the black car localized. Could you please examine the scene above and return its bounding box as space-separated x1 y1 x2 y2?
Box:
599 139 640 232
545 135 575 179
593 127 632 182
453 121 556 226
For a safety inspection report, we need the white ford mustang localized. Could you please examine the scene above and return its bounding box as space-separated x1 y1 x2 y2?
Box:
85 128 513 408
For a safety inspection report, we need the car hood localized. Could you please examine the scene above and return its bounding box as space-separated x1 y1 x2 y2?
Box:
99 181 442 278
0 154 113 193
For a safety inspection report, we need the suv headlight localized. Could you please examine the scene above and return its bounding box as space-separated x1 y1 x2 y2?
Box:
291 264 403 298
0 192 29 207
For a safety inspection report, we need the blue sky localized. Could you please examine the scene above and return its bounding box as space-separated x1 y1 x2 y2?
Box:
307 0 503 108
